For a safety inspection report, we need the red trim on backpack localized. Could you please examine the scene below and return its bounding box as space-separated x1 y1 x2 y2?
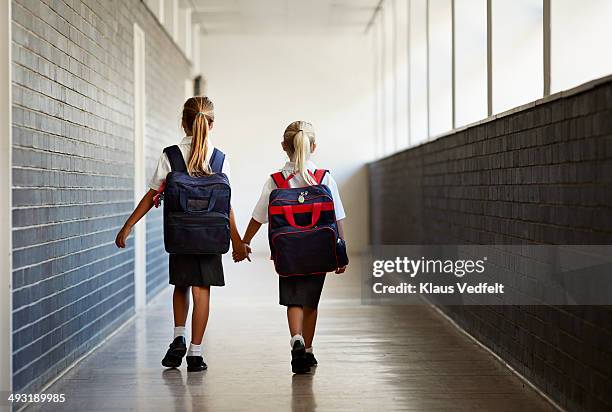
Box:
272 169 327 188
271 172 286 188
282 203 322 229
313 169 328 185
153 180 166 208
271 172 295 189
269 202 334 215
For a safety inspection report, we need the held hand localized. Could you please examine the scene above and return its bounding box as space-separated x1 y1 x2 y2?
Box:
115 225 132 248
335 265 347 274
232 242 251 262
245 243 252 261
231 244 243 262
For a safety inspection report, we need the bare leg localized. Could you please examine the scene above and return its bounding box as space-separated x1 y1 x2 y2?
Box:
287 305 304 337
302 307 318 349
173 286 190 327
191 286 211 345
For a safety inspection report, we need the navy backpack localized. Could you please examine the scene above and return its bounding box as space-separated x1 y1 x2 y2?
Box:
162 145 231 254
268 169 348 276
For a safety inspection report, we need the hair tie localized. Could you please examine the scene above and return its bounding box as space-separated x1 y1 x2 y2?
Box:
196 112 206 116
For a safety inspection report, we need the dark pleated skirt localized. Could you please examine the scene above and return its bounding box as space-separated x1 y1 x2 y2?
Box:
279 274 326 309
169 254 225 287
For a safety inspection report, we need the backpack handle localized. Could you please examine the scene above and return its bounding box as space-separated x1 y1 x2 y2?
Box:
282 203 322 229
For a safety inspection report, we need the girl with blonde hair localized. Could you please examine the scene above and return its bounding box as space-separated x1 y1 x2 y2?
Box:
115 96 249 372
238 120 347 374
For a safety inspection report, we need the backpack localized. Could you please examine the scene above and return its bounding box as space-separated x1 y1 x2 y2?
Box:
268 169 348 276
162 145 231 255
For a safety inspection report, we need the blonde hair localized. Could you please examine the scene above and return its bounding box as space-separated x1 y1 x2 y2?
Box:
183 96 214 177
283 121 316 185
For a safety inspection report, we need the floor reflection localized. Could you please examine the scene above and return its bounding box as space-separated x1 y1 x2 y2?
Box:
291 368 316 412
28 256 554 412
161 368 188 412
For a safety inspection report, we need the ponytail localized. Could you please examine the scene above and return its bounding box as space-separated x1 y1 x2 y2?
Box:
187 112 211 176
182 96 214 177
283 121 317 185
293 130 316 185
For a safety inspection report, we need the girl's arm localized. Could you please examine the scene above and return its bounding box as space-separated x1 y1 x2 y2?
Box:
230 208 249 261
335 219 347 274
337 218 345 240
242 218 263 245
115 189 157 248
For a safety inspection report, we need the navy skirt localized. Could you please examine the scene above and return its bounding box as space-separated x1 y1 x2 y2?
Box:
169 254 225 287
279 274 326 309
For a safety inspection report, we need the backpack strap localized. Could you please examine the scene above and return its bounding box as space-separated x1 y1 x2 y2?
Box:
163 145 187 173
271 172 294 189
272 170 327 188
209 148 225 174
312 169 328 185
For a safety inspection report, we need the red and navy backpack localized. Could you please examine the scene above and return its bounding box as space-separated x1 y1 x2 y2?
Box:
268 169 348 276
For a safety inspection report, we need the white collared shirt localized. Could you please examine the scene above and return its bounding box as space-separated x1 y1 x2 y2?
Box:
251 160 346 224
148 136 231 190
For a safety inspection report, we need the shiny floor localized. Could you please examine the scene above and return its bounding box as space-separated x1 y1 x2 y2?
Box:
30 255 554 412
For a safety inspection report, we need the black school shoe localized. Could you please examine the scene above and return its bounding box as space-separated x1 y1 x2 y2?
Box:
305 352 318 367
161 336 187 368
186 356 208 372
291 340 311 374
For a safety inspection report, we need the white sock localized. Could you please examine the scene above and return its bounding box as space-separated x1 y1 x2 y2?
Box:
290 334 305 348
174 326 186 339
305 347 313 354
187 343 202 357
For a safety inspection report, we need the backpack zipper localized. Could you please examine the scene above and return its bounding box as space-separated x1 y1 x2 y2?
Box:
270 194 332 205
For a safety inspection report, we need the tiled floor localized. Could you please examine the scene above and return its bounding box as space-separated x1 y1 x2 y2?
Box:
29 255 554 411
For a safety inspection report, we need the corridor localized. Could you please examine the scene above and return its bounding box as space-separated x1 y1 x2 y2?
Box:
30 257 553 412
3 0 612 410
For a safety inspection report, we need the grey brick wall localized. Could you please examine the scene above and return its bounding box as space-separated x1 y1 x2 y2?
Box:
11 0 190 392
369 80 612 411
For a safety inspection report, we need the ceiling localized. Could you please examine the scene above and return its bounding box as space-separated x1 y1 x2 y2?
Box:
188 0 381 35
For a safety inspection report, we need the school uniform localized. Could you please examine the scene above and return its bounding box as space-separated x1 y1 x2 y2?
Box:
252 160 346 309
149 136 231 287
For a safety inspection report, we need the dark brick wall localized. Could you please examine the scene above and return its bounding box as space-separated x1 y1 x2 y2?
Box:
11 0 190 392
369 80 612 412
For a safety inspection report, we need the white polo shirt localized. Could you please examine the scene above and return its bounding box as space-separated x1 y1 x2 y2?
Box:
252 160 346 224
148 136 231 191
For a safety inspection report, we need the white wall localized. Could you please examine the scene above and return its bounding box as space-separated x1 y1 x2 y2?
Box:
200 34 375 254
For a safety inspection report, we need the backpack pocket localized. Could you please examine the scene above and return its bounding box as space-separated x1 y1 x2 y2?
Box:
164 212 230 254
271 226 338 276
178 187 230 215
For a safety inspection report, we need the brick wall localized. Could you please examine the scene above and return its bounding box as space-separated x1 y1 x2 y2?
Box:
369 79 612 411
11 0 190 392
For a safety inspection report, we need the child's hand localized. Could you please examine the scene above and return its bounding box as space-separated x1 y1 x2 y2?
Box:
232 241 251 262
335 265 346 274
115 225 132 248
232 244 250 262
